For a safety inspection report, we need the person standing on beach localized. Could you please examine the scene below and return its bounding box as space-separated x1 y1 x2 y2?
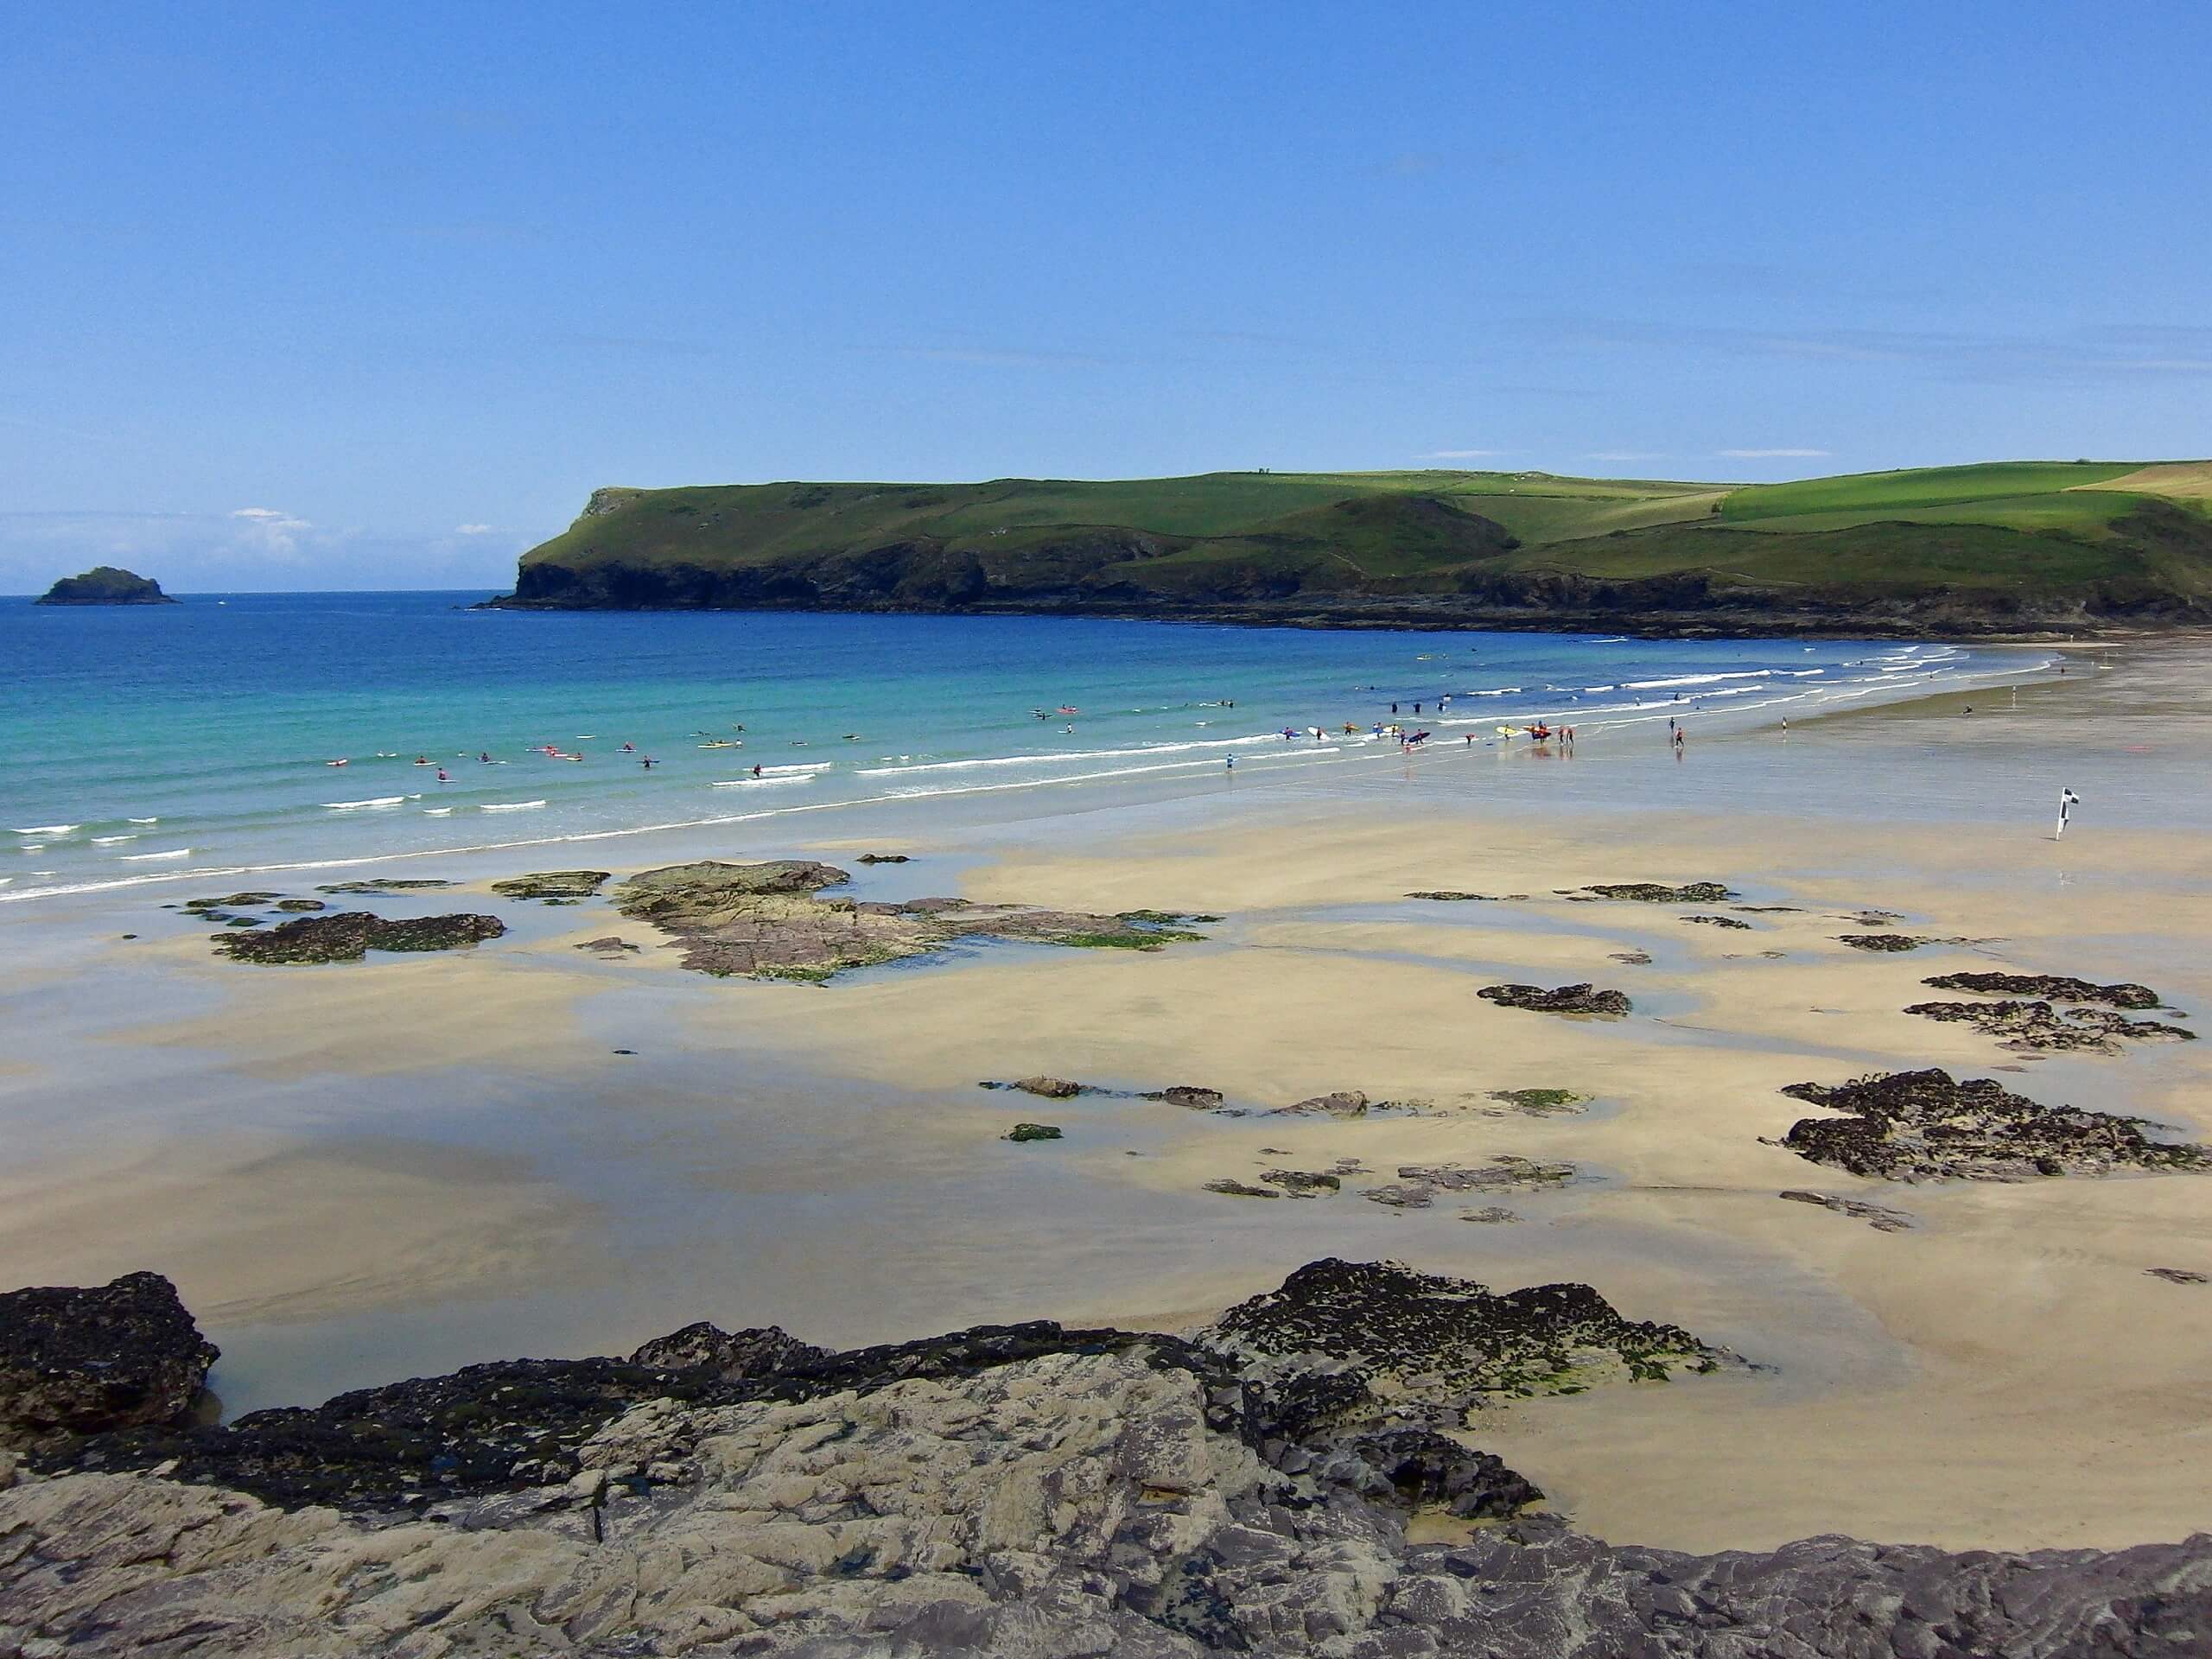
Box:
2056 786 2081 839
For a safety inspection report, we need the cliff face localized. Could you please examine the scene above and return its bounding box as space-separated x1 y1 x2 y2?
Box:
35 566 176 605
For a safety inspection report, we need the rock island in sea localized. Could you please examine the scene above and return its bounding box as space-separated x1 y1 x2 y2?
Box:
35 565 177 605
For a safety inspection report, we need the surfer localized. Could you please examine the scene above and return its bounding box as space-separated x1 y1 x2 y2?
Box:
752 764 763 778
435 767 449 782
639 755 657 769
621 741 634 753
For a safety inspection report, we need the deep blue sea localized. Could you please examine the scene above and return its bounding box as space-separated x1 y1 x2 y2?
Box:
0 594 2018 900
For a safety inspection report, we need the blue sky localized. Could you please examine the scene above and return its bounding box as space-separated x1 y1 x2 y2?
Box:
3 2 2208 591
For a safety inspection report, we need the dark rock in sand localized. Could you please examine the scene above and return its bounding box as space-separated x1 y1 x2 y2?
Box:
1920 970 2164 1009
1361 1183 1436 1208
1203 1178 1281 1198
1609 949 1654 965
0 1273 217 1447
1004 1122 1063 1141
213 910 506 963
575 936 641 955
613 859 1207 980
1260 1169 1342 1196
1779 1067 2212 1181
1840 932 1925 951
1141 1084 1225 1109
271 897 326 912
491 870 611 902
1479 981 1632 1015
2146 1268 2209 1286
1405 890 1519 901
1010 1075 1083 1099
1316 1426 1542 1520
1399 1157 1579 1194
183 891 281 911
1202 1257 1720 1413
1580 880 1736 903
1683 912 1751 930
1903 998 2196 1052
1460 1205 1522 1224
1779 1189 1915 1231
855 852 911 863
1269 1088 1370 1117
315 878 457 894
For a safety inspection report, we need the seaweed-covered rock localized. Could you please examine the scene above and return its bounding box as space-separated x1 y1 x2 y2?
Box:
1479 982 1632 1015
1840 932 1925 951
1580 881 1735 903
271 897 326 912
1405 890 1520 901
1141 1084 1225 1109
315 878 456 893
613 860 1206 980
1779 1068 2212 1181
1903 999 2195 1052
1609 949 1654 965
1488 1087 1590 1116
855 853 911 863
2146 1268 2209 1286
1920 971 2164 1009
491 870 611 902
1460 1205 1521 1224
1010 1075 1083 1099
1201 1258 1719 1415
1361 1184 1435 1208
626 1322 828 1377
182 891 281 911
575 936 641 955
1203 1178 1281 1198
0 1273 217 1447
213 910 505 963
1269 1089 1370 1117
1260 1169 1342 1196
1778 1190 1915 1231
1397 1157 1578 1194
1682 913 1751 930
1005 1122 1063 1142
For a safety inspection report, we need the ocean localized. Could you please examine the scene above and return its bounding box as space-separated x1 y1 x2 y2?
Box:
0 593 2031 902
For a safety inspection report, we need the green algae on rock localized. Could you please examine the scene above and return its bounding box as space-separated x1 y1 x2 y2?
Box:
213 911 506 964
1003 1123 1063 1142
1575 880 1736 903
1487 1087 1591 1116
491 870 612 903
1478 982 1632 1015
315 878 459 894
613 859 1209 981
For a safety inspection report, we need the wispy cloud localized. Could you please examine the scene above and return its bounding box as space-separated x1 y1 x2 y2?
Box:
1718 448 1830 459
1418 448 1508 460
230 506 313 556
453 523 495 535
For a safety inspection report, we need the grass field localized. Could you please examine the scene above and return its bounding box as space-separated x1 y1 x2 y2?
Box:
511 459 2212 620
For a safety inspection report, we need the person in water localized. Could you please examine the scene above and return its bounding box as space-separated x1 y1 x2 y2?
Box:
435 767 448 782
1224 753 1235 772
639 755 656 768
751 764 763 777
479 751 492 763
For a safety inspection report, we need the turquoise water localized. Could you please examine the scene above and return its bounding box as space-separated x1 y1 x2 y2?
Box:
0 594 2017 900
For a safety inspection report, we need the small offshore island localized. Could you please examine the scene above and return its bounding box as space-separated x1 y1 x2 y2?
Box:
35 565 176 606
486 460 2212 637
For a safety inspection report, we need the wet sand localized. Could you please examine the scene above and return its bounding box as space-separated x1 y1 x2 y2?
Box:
3 641 2209 1552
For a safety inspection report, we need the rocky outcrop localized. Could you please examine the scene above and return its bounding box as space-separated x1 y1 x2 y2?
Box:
1009 1075 1084 1099
1779 1068 2212 1181
7 1262 2209 1656
1478 982 1633 1015
1920 970 2164 1009
35 565 176 605
1005 1122 1063 1142
624 1322 827 1377
1142 1084 1226 1109
1839 932 1924 951
1683 913 1751 929
315 878 456 893
613 860 1207 980
212 910 506 963
0 1273 216 1448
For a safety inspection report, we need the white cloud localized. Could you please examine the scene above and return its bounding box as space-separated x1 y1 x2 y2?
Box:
453 523 494 535
1418 448 1507 460
229 506 313 556
1717 448 1830 459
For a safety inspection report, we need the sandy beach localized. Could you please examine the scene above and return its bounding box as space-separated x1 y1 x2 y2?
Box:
5 641 2209 1555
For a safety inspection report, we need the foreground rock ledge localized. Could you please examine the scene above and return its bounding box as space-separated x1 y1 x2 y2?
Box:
5 1261 2209 1656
